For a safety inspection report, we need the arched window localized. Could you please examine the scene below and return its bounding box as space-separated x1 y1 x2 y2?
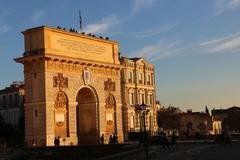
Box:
130 112 135 129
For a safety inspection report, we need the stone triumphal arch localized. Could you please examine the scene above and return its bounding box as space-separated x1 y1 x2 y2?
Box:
15 26 123 146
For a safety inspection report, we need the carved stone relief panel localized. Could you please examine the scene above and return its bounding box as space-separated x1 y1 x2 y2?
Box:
53 73 68 90
54 91 68 110
105 93 116 134
105 94 115 109
54 91 69 138
104 78 115 92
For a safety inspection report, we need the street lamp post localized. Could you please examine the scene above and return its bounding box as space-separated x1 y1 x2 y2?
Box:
135 102 149 160
204 119 208 142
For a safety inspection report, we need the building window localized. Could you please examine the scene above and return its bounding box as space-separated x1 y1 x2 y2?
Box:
149 114 153 129
3 96 6 108
139 94 141 104
129 93 134 105
146 115 149 127
138 73 142 84
128 71 132 83
35 109 38 117
129 93 132 105
130 113 135 129
9 95 12 108
149 95 153 105
141 94 144 104
147 95 150 104
131 93 134 105
147 75 150 85
14 94 18 107
136 114 140 127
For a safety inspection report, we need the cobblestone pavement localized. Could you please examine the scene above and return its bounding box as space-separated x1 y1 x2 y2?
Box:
108 143 240 160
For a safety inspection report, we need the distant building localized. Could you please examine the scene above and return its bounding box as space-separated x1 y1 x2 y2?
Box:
157 105 182 133
0 81 24 128
120 57 158 139
211 109 228 134
180 110 212 136
157 107 212 136
211 106 240 134
156 101 160 111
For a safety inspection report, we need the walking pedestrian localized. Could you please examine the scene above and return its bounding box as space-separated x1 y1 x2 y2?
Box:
100 134 105 144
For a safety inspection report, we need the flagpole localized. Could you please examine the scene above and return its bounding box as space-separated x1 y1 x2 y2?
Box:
79 10 83 30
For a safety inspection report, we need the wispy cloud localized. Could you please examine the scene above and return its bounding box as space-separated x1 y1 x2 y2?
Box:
200 33 240 54
212 0 240 17
215 0 240 9
82 0 158 35
0 26 11 34
132 23 176 38
131 0 156 15
84 15 120 34
130 40 181 61
201 0 240 21
31 10 46 23
131 32 240 61
229 0 240 7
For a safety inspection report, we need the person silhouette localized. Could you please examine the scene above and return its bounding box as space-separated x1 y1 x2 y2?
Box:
54 137 58 146
171 132 177 147
100 134 105 144
57 136 60 146
163 133 169 149
113 133 119 144
109 135 114 144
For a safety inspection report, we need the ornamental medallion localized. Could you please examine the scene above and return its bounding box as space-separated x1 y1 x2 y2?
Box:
83 68 91 85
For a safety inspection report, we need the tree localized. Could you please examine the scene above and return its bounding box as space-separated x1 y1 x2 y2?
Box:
222 111 240 132
197 122 206 133
205 106 209 115
0 114 15 138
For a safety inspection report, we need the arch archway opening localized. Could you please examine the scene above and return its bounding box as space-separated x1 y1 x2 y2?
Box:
76 87 98 144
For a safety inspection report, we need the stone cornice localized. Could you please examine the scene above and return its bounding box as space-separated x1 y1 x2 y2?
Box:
124 84 155 90
15 53 121 70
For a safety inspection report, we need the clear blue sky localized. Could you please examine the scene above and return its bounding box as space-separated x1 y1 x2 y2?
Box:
0 0 240 111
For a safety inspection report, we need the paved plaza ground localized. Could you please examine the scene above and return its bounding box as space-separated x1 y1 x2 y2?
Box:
107 143 240 160
0 142 240 160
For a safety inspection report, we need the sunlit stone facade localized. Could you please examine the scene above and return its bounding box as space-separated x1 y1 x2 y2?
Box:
120 57 158 139
15 26 157 146
0 82 24 128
